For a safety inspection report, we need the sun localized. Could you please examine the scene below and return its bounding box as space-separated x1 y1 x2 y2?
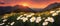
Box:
22 3 29 6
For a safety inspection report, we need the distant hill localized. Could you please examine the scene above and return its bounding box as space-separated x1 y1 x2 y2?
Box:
0 6 13 15
0 5 34 15
13 5 34 12
43 2 60 11
31 8 43 12
31 2 60 12
0 2 60 15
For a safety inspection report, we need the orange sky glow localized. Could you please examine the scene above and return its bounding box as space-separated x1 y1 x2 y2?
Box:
0 0 60 8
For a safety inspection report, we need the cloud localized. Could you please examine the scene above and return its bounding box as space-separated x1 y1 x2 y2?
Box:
0 0 60 8
0 1 5 4
31 0 50 3
0 0 59 4
0 0 22 4
0 2 5 4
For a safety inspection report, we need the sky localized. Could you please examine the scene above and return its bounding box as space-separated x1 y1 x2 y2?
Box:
0 0 60 8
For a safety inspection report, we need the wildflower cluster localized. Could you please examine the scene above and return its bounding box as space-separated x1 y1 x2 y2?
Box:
0 8 60 26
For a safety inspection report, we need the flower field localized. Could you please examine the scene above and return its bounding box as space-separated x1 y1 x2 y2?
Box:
0 8 60 26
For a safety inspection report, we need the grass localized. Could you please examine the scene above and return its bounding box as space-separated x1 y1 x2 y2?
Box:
0 8 60 26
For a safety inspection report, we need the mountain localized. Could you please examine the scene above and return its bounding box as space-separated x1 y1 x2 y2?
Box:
31 8 43 12
0 6 13 15
31 2 60 12
43 2 60 11
13 5 34 12
34 2 60 12
0 5 34 15
0 2 60 15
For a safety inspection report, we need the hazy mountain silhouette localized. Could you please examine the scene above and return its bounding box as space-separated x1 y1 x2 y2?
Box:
31 2 60 12
43 2 60 11
0 2 60 15
0 6 12 15
0 5 34 15
13 5 34 12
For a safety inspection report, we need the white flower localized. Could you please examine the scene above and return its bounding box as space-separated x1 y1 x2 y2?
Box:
56 10 60 13
45 17 54 22
17 15 23 20
20 17 25 20
30 13 35 16
35 17 42 23
36 17 41 19
45 17 54 23
26 15 32 17
3 16 8 19
45 19 48 22
17 17 21 20
19 15 23 17
42 22 48 26
0 23 5 25
52 13 58 16
47 17 54 22
22 18 28 22
20 17 28 22
30 17 36 22
24 14 27 16
3 19 7 22
10 22 15 26
26 13 35 17
50 11 55 13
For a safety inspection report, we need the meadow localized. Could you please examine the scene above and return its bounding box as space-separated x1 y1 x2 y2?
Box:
0 8 60 26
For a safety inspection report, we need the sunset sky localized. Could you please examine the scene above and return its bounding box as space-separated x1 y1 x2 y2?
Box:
0 0 60 8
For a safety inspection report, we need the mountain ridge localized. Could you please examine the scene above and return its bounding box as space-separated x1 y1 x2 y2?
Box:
0 2 60 15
